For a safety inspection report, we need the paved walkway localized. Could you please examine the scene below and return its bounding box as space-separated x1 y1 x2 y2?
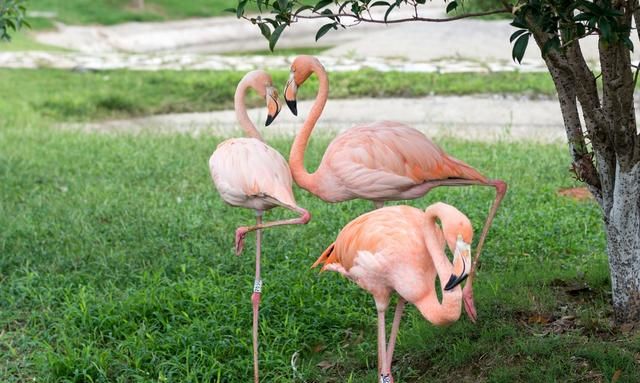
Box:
64 95 570 143
0 51 548 72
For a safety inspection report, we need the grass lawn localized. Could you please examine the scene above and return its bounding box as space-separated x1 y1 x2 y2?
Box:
0 66 639 382
26 0 242 29
0 68 556 122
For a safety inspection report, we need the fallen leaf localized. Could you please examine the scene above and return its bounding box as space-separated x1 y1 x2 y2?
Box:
528 314 553 324
611 369 621 383
557 187 593 201
317 360 335 370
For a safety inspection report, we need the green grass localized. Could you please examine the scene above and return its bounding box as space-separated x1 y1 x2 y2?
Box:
0 68 638 382
2 122 639 382
26 0 242 29
0 68 556 122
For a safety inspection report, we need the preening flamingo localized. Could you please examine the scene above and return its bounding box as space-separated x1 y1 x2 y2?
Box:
285 55 506 280
208 70 311 383
313 203 476 382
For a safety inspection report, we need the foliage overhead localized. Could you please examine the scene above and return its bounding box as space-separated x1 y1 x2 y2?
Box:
0 0 28 40
231 0 635 63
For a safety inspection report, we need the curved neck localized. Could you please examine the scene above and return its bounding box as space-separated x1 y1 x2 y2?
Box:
415 210 462 325
234 79 263 141
289 62 329 190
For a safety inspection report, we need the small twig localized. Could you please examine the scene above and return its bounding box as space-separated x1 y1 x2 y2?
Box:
295 8 511 24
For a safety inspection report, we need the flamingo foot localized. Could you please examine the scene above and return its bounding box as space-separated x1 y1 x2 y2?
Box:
235 227 249 255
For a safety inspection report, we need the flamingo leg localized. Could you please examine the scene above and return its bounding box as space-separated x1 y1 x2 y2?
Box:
373 201 385 210
377 309 392 383
252 213 262 383
235 206 310 255
400 178 507 272
385 297 406 373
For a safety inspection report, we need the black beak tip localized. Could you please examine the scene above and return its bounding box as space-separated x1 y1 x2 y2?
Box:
444 274 468 291
265 114 275 127
286 99 297 116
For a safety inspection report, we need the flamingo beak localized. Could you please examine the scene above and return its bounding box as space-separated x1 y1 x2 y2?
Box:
444 236 471 291
284 71 298 116
265 86 281 127
463 283 477 323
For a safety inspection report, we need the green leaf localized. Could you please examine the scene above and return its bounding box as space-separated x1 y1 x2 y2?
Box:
510 29 528 43
512 32 530 64
510 20 527 29
541 36 560 57
277 0 289 10
294 4 314 15
316 22 336 41
313 0 333 12
573 13 593 22
258 23 271 40
236 0 247 18
623 36 634 52
269 24 286 51
599 18 611 41
384 3 397 23
446 1 458 14
370 1 390 6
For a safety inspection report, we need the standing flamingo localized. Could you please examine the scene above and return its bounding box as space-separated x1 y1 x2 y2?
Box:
313 203 477 382
208 70 311 383
284 55 506 281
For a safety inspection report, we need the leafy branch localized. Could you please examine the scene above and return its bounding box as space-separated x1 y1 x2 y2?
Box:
0 0 29 41
231 0 510 50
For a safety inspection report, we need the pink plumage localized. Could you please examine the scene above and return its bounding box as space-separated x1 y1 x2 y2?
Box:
314 203 477 382
284 55 507 277
208 70 309 383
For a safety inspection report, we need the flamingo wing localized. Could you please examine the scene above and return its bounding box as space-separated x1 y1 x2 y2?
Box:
321 122 485 200
209 138 297 210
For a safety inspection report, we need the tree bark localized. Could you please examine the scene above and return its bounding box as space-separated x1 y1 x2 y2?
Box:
605 161 640 323
529 25 640 324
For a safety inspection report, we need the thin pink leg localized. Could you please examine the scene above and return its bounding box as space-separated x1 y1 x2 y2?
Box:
386 297 406 373
377 309 392 383
470 180 507 276
252 213 262 383
235 206 310 255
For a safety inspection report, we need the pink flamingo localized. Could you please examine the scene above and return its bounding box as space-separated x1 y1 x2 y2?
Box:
285 55 506 279
313 203 477 382
208 70 311 383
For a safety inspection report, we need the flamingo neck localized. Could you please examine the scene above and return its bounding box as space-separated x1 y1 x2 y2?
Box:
414 209 462 326
234 77 263 141
289 61 329 191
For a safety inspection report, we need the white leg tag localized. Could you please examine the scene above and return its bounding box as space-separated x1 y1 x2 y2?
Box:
253 279 263 293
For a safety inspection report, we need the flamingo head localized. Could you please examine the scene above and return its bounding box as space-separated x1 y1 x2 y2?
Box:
285 55 321 115
444 234 472 291
265 85 281 126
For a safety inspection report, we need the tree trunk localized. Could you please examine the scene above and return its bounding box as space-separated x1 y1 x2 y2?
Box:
604 161 640 323
529 25 640 324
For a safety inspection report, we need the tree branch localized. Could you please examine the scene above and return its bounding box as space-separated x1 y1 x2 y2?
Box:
294 9 510 24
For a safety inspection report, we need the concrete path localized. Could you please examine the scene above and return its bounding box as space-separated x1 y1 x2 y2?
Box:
30 4 640 64
64 95 570 143
0 51 548 72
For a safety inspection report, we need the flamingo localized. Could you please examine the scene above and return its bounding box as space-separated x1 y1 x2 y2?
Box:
208 70 311 383
312 203 477 382
284 55 507 281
